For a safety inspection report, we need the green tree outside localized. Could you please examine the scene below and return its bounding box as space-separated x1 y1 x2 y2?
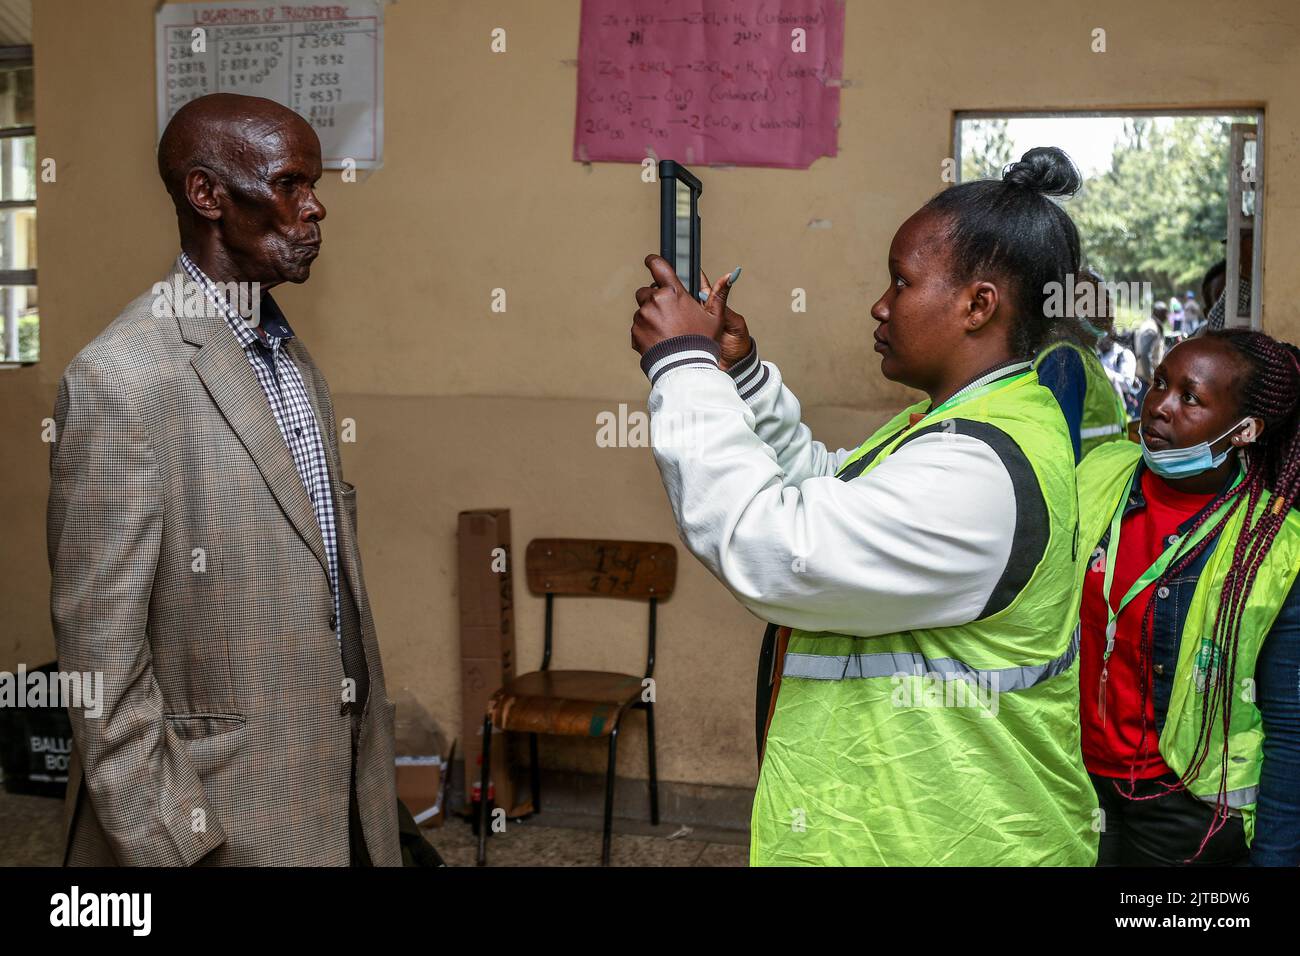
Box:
959 115 1250 330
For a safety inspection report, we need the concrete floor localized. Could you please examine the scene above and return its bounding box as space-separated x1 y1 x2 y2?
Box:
0 788 749 867
0 790 63 867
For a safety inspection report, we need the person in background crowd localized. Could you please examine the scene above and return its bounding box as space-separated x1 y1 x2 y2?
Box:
1075 329 1300 866
1034 269 1129 463
1135 301 1170 385
629 147 1098 866
1201 260 1227 330
1182 290 1204 333
1098 331 1141 421
1204 233 1254 332
1168 295 1185 335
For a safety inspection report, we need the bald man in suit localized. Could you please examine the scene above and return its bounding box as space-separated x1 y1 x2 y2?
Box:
48 93 400 866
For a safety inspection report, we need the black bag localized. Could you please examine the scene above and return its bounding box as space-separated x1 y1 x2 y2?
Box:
397 797 446 866
0 661 74 798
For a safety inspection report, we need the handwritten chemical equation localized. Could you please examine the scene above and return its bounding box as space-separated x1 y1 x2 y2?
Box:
575 1 845 169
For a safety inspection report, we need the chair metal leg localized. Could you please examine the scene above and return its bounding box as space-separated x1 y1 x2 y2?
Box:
644 702 659 826
601 723 620 866
529 732 541 814
476 715 492 867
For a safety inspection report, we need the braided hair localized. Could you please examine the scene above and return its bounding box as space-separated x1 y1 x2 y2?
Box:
1122 329 1300 859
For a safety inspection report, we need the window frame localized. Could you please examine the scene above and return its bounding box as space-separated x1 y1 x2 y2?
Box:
951 107 1266 332
0 42 34 366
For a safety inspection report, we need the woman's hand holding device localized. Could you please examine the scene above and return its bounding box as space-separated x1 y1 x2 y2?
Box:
631 254 722 355
635 159 750 368
699 266 749 370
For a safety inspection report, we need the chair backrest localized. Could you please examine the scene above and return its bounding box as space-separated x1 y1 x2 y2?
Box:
525 539 676 601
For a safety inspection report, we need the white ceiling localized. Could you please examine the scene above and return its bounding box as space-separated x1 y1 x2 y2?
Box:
0 0 30 47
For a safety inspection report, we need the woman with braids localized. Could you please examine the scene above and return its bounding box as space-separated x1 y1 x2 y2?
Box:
1076 329 1300 865
630 147 1099 864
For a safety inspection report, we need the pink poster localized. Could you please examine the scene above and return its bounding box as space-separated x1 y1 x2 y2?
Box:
574 1 846 169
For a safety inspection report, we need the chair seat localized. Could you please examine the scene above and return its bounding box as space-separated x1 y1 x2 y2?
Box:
489 670 644 737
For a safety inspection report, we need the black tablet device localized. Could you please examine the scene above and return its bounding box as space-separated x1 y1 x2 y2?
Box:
659 160 702 300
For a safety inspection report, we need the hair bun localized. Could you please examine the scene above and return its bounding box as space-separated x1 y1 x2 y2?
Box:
1002 147 1082 198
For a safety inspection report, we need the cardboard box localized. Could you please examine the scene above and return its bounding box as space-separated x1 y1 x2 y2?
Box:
461 624 514 667
458 509 530 816
395 756 445 827
457 510 515 634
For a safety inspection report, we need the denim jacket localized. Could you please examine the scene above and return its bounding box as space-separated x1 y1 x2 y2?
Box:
1095 460 1300 865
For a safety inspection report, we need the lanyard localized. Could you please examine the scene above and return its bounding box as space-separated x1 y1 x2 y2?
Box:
838 367 1032 477
915 368 1033 428
1095 464 1242 723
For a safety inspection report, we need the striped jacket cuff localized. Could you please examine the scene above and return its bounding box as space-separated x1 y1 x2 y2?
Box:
641 334 721 387
727 339 769 401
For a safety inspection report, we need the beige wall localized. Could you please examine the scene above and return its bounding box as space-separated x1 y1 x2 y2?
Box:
2 0 1297 789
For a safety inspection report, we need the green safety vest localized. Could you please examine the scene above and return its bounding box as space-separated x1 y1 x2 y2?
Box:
1033 340 1129 460
1076 441 1300 844
752 369 1099 866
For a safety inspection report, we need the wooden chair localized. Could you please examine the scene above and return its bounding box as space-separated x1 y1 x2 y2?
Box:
476 538 676 866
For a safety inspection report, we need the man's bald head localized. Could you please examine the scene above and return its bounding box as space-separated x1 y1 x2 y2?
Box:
158 93 316 211
157 93 326 288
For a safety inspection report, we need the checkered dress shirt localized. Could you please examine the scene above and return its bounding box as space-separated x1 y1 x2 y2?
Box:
179 251 340 652
1207 276 1252 331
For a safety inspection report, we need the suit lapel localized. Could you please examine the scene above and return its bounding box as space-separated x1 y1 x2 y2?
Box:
173 261 331 581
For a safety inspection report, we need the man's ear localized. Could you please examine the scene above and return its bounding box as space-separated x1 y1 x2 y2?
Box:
965 280 1000 333
184 166 224 222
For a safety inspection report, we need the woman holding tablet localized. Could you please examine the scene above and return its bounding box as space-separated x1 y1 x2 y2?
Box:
630 147 1099 865
1075 330 1300 866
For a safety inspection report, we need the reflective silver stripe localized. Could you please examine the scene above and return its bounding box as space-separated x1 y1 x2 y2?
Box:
1191 786 1258 810
782 627 1080 694
1081 424 1124 439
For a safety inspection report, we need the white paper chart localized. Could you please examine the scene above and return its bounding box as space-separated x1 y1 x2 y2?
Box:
156 1 384 169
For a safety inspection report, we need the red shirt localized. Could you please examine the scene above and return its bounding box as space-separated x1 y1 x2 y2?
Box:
1079 469 1217 778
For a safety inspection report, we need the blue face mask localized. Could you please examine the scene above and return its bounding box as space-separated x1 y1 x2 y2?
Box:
1140 418 1252 478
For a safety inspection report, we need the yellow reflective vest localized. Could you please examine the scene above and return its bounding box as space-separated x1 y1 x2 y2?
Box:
1076 441 1300 844
753 369 1098 866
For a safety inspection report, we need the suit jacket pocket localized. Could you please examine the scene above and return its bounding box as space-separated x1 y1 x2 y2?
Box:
164 713 246 740
164 713 247 776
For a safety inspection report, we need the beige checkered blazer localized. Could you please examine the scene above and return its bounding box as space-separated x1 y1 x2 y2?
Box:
47 257 400 866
